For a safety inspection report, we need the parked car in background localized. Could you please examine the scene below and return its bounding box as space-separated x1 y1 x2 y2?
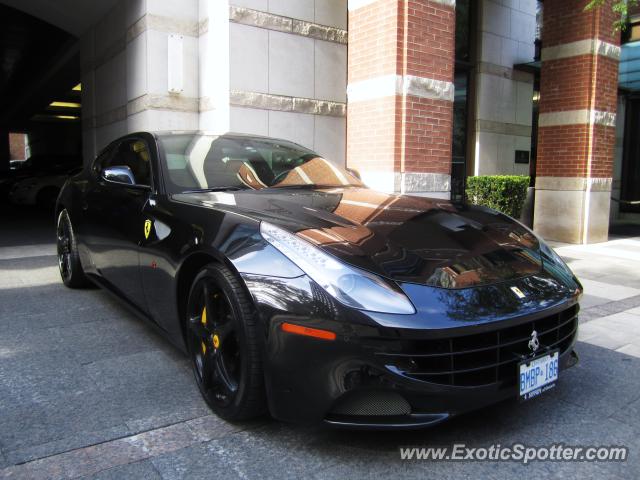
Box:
9 159 28 171
24 154 81 174
0 154 81 204
9 166 82 209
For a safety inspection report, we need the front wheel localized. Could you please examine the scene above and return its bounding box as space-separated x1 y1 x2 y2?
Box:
186 263 267 421
57 209 90 288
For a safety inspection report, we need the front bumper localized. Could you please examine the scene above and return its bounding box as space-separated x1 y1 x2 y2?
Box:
241 272 581 429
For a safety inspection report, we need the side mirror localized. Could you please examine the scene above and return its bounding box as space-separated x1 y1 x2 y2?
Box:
102 166 136 185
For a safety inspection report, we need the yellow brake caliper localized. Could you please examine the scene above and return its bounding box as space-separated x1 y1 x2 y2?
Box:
201 306 207 354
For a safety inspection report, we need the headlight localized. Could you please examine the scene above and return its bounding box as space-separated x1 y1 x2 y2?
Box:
260 222 415 314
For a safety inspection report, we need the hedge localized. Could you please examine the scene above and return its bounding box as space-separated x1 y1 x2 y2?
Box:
465 175 530 219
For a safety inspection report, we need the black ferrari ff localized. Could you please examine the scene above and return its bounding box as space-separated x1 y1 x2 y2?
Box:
55 131 582 429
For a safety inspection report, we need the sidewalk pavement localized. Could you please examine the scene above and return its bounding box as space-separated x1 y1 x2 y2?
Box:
553 235 640 358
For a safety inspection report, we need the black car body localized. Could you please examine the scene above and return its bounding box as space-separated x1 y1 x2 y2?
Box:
56 131 582 429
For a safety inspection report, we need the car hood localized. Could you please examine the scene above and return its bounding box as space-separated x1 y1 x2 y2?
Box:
173 187 542 289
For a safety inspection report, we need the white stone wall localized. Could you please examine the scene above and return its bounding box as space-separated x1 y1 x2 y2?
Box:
473 0 537 176
228 0 348 166
80 0 347 167
81 0 201 163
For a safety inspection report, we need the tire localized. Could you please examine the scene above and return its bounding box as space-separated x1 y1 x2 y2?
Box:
185 263 267 422
56 209 90 288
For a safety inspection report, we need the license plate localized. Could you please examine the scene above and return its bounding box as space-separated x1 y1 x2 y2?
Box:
518 350 559 401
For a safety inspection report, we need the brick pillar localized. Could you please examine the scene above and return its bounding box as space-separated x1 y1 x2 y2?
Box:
346 0 455 197
9 133 26 160
534 0 620 244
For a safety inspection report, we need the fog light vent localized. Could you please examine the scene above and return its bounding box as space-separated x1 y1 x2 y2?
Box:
331 391 411 416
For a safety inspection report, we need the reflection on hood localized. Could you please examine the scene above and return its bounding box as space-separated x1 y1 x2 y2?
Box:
175 187 542 289
291 189 541 289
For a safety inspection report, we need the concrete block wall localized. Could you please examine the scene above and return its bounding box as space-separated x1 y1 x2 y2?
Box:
473 0 537 176
80 0 347 167
228 0 348 166
81 0 201 162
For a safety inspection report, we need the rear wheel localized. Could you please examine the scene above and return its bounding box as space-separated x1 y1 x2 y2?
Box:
186 263 266 421
57 209 90 288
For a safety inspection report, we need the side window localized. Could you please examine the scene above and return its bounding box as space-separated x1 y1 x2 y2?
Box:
110 139 152 187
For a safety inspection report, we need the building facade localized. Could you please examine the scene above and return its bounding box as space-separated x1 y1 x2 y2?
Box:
77 0 630 244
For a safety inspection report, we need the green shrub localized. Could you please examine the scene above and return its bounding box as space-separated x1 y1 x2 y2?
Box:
465 175 530 219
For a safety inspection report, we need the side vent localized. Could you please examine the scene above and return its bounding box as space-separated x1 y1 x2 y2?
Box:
331 391 411 416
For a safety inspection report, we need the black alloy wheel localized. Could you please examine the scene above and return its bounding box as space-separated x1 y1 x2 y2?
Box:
56 209 89 288
186 263 266 421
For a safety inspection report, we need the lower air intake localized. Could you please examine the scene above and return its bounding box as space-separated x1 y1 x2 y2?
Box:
331 391 411 416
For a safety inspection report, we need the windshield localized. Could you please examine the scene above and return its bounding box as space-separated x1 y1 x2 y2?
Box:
158 134 363 194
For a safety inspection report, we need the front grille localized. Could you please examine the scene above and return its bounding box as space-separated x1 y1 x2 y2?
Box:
378 304 579 387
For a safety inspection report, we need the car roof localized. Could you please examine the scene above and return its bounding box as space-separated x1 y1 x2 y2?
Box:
99 131 315 158
147 131 313 152
149 131 284 141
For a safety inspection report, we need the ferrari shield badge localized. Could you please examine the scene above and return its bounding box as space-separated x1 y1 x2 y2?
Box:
144 219 152 239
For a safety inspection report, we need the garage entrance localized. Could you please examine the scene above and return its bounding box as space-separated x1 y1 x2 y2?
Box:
0 3 83 233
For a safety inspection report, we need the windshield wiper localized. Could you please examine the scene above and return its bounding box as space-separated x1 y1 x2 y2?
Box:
180 186 247 193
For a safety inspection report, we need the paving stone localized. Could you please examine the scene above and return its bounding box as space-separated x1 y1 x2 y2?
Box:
151 424 347 480
579 306 614 323
579 279 640 301
577 322 640 350
1 422 209 479
611 394 640 430
3 425 132 466
78 460 163 480
592 295 640 315
615 343 640 358
555 343 640 415
183 415 256 442
579 294 613 309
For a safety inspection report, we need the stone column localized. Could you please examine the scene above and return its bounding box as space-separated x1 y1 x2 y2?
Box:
346 0 456 197
534 0 620 243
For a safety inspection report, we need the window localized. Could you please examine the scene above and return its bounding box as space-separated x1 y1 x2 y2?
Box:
626 15 640 43
452 0 474 202
106 139 152 187
157 134 363 194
